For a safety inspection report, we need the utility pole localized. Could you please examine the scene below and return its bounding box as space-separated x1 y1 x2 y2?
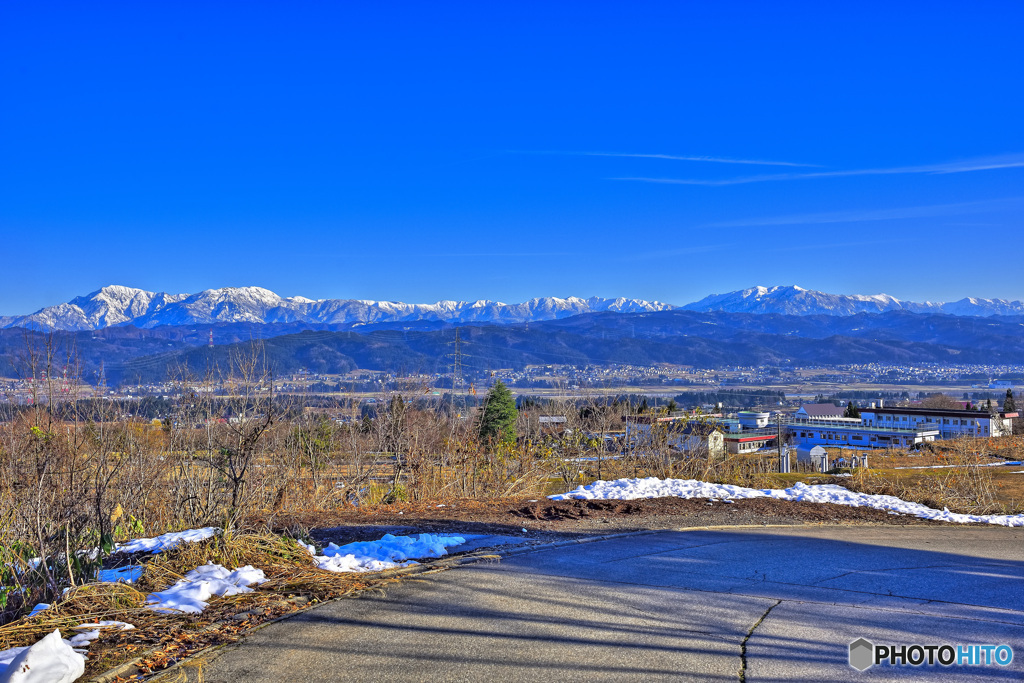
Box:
777 413 790 473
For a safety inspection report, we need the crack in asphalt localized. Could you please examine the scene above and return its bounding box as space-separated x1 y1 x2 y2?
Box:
738 599 781 682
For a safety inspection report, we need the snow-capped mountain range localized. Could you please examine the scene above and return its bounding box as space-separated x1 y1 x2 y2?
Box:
3 285 1023 332
681 285 1024 317
1 286 674 331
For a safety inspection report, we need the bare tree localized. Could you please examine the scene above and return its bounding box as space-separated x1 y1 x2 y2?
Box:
208 343 275 524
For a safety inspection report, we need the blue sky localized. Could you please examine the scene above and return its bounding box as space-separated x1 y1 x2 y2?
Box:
2 2 1022 314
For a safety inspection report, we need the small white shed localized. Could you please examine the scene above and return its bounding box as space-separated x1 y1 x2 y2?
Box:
796 445 829 472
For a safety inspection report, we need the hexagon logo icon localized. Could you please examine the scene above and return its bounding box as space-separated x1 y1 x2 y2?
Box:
849 638 874 671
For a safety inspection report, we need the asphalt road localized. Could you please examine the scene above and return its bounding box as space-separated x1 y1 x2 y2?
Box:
192 526 1024 682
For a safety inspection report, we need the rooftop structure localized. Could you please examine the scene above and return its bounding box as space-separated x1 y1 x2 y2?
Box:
795 403 845 420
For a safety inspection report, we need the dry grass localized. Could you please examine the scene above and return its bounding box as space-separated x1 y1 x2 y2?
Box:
0 530 398 679
140 533 314 588
834 440 1011 515
0 583 166 650
140 532 391 603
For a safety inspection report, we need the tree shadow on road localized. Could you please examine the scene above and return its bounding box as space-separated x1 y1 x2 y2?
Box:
199 529 1024 682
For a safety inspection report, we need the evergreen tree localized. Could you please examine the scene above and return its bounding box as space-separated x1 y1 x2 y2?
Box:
1005 389 1017 414
478 381 518 446
843 401 860 419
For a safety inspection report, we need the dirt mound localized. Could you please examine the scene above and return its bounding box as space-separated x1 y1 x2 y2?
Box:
267 493 945 547
513 499 642 521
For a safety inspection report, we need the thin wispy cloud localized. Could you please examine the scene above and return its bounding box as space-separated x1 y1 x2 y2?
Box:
512 150 816 167
612 153 1024 186
576 152 818 167
764 239 910 254
705 197 1024 229
432 252 575 257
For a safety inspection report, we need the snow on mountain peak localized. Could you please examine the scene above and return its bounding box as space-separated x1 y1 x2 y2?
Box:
2 287 676 331
681 286 1024 317
5 285 1022 331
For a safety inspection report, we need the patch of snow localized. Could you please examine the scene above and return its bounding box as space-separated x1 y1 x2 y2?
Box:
0 621 133 681
549 477 1024 527
146 563 266 614
71 621 134 632
115 527 219 554
308 534 466 573
0 646 27 671
27 604 49 617
0 630 84 683
65 630 100 649
97 565 143 583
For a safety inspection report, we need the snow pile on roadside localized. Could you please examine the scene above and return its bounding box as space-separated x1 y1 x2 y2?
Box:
0 622 135 683
549 477 1024 527
115 527 220 554
146 564 266 614
0 630 83 683
305 534 466 573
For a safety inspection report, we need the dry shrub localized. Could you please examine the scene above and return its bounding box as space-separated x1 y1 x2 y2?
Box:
842 438 999 514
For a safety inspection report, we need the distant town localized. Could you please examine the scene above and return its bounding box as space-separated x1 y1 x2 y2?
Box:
4 362 1017 406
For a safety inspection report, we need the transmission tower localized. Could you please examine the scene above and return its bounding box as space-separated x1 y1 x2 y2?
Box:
94 360 106 398
447 328 464 412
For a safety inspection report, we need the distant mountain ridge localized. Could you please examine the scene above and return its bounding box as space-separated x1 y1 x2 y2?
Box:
681 285 1024 317
5 307 1024 384
4 284 1024 332
3 285 674 331
6 307 1024 385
